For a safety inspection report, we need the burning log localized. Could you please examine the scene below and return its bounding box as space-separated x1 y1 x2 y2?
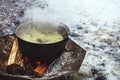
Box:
0 36 12 71
6 64 25 75
7 38 23 66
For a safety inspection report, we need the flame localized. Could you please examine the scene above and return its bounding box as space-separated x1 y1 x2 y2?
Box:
36 61 41 65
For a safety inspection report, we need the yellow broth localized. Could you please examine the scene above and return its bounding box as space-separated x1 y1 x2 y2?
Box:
19 27 63 44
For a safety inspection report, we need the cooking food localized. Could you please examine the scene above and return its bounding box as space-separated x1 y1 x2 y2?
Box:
19 27 63 44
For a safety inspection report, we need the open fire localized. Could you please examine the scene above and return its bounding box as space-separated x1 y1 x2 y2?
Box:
0 35 86 80
7 38 48 75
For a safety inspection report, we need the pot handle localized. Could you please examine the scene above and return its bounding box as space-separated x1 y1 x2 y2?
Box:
59 23 70 36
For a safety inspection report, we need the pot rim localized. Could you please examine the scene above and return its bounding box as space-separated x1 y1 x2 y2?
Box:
15 21 70 45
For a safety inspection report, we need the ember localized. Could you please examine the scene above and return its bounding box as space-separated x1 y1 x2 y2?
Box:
34 64 47 75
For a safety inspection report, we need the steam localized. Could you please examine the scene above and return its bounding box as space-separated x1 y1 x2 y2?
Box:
22 0 120 26
21 0 79 27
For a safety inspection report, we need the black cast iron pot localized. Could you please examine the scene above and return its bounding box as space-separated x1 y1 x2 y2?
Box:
15 22 70 65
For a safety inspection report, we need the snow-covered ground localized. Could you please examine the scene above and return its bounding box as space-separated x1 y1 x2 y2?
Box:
23 0 120 80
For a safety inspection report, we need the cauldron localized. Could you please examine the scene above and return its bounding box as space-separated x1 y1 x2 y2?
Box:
15 22 70 65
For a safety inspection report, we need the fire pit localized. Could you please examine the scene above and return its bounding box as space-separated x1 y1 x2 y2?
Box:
0 35 86 80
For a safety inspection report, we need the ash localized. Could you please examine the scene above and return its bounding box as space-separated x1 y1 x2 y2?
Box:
44 39 86 78
0 0 31 37
45 52 76 75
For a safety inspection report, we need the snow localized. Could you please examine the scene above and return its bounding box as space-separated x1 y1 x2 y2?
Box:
23 0 120 80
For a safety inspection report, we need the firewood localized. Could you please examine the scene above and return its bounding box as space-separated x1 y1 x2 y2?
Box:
7 39 23 66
